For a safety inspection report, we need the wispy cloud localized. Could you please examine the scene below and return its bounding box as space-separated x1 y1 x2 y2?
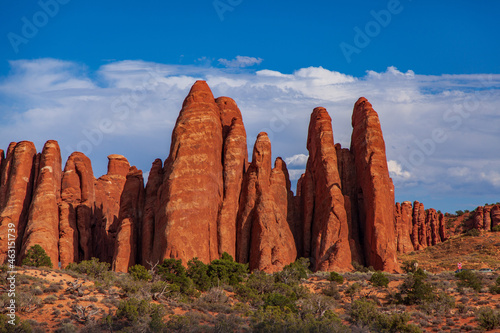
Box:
1 59 499 212
218 56 263 68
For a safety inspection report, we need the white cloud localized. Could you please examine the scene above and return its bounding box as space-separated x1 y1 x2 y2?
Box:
218 56 263 68
285 154 308 167
1 59 499 212
288 169 305 181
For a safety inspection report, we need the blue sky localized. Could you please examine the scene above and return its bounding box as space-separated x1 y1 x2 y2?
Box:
0 0 500 213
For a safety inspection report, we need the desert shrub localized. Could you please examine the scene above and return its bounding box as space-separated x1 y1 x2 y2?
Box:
420 292 455 315
345 282 362 299
489 275 500 294
328 271 344 284
456 270 482 292
66 257 110 280
398 268 435 305
370 271 389 288
402 260 419 273
274 257 310 285
43 295 58 304
465 228 480 237
157 258 195 295
22 244 52 268
195 287 231 313
477 307 500 330
352 261 372 273
44 283 62 293
0 314 33 332
322 281 341 299
492 225 500 232
116 298 155 322
128 264 152 281
186 257 211 291
264 292 297 311
207 252 248 287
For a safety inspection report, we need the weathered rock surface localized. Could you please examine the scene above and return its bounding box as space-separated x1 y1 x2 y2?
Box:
59 152 95 266
141 159 163 267
426 208 441 246
303 107 352 271
112 167 145 272
237 133 297 273
351 98 398 272
216 97 247 259
0 141 37 264
93 155 130 264
21 140 62 267
394 201 414 253
491 205 500 229
154 81 223 265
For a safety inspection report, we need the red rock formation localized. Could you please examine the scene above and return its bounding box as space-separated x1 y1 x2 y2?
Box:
0 141 37 264
394 201 414 253
491 205 500 229
351 98 398 272
297 172 314 259
473 207 484 230
483 206 492 231
154 81 223 265
59 152 95 266
304 107 352 271
416 202 427 249
21 141 62 267
94 155 130 264
141 159 163 267
426 208 441 246
336 144 364 265
112 167 145 272
438 213 447 242
237 133 297 272
410 201 420 250
216 97 247 259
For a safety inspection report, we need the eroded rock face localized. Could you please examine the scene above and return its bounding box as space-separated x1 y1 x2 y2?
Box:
216 97 247 259
483 206 492 231
141 159 163 267
112 167 145 272
154 81 223 265
336 144 364 265
473 207 484 230
351 98 398 272
304 108 352 271
21 140 62 267
59 152 95 267
491 205 500 229
93 155 130 264
0 141 37 264
394 201 414 253
426 209 441 246
237 133 297 273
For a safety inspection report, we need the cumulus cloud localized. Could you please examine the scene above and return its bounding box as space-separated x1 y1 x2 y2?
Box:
218 56 263 68
1 59 499 212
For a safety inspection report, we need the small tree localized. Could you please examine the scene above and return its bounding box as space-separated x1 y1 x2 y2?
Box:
370 271 389 288
328 272 344 284
129 264 152 281
22 245 52 268
401 260 418 274
456 270 482 292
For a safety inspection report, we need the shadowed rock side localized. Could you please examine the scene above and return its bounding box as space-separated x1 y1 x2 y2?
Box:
141 159 163 267
59 152 95 267
237 133 297 273
94 155 130 264
335 144 364 265
112 167 145 272
153 81 223 265
303 107 352 272
472 205 500 232
216 97 247 259
492 205 500 229
0 141 37 264
351 98 398 272
21 141 62 267
394 201 414 254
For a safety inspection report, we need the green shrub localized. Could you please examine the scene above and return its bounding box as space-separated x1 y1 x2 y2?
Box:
345 282 362 299
465 228 480 237
128 264 151 281
398 268 435 305
456 270 482 292
65 257 110 280
490 275 500 294
187 257 211 291
370 271 389 288
477 307 500 330
116 298 151 322
274 258 310 285
0 314 32 332
22 244 52 268
492 225 500 232
263 292 297 312
207 253 248 286
328 271 344 284
402 260 419 273
157 258 194 294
